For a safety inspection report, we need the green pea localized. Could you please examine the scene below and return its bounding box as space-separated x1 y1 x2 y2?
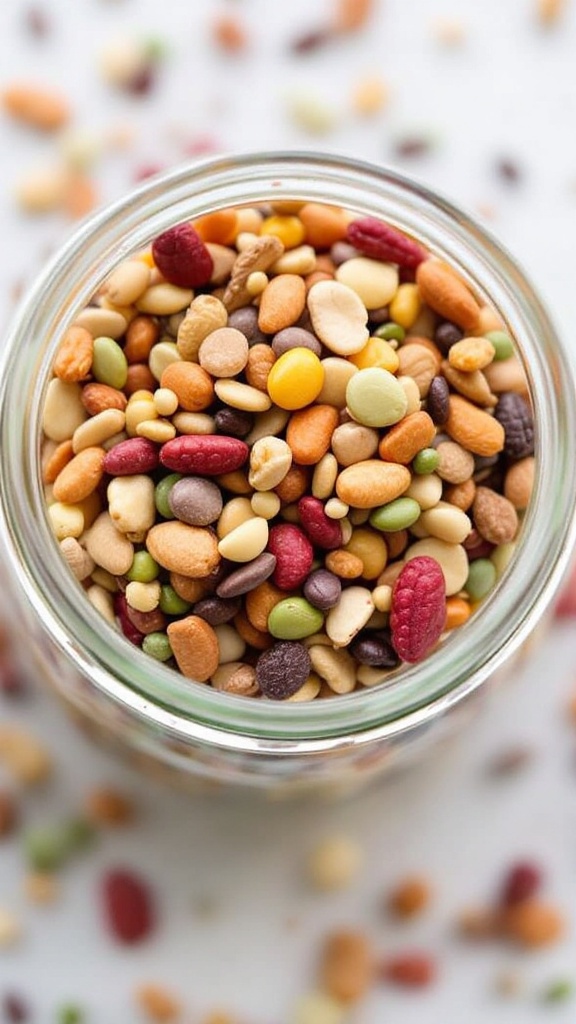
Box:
346 367 408 428
485 330 514 361
91 336 128 389
268 597 324 640
126 550 160 583
370 497 421 533
374 321 405 343
25 825 71 872
542 979 573 1004
57 1005 84 1024
62 817 95 854
143 632 173 662
155 473 182 518
465 558 497 601
159 584 191 616
412 448 439 475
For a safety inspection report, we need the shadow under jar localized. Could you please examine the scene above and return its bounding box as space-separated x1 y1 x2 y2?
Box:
1 151 575 797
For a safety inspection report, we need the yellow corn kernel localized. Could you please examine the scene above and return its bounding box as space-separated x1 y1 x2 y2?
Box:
389 283 422 329
349 337 400 373
260 214 306 250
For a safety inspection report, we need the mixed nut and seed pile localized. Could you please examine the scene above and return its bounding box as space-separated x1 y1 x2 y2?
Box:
41 202 535 699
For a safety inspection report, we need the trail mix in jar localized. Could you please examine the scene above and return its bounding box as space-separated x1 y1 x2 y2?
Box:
41 201 535 700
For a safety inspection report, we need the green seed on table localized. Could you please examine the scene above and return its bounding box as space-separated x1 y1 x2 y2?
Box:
142 632 173 661
91 336 128 389
159 584 191 616
542 979 573 1003
485 330 514 361
126 551 160 583
154 473 182 519
465 558 497 601
57 1004 84 1024
25 826 70 871
374 321 405 343
370 497 421 532
268 597 325 639
412 447 440 475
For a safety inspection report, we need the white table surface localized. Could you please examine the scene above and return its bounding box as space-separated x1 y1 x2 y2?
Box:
1 0 576 1021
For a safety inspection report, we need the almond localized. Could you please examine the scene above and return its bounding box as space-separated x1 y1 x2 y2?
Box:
445 395 505 457
222 236 284 312
257 274 306 333
416 260 480 331
442 360 497 407
397 343 437 397
166 615 219 682
504 456 535 510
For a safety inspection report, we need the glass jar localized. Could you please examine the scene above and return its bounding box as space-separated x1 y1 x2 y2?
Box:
1 151 575 796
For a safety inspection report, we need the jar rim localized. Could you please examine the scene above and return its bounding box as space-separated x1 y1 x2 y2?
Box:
1 149 575 751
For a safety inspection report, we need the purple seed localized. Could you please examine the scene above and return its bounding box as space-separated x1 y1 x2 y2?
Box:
303 569 342 611
217 553 277 599
193 596 241 626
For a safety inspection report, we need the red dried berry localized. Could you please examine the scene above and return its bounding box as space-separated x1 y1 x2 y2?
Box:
152 223 213 289
555 560 576 618
2 993 29 1023
382 952 437 988
114 594 144 648
501 862 543 907
160 435 249 475
297 496 342 550
103 438 159 476
267 524 314 591
390 556 446 663
347 216 427 269
102 868 154 944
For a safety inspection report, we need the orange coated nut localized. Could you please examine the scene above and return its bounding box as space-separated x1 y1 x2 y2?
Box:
135 983 181 1022
87 787 134 825
378 411 436 464
160 362 214 412
52 446 105 503
124 316 161 363
146 522 220 577
81 383 128 416
53 326 94 383
445 595 471 629
2 83 70 131
257 274 306 333
169 573 207 604
245 580 287 632
336 460 411 509
388 876 432 918
286 405 339 465
166 615 219 682
233 610 272 650
502 900 565 948
448 336 496 372
445 395 505 457
325 549 364 579
43 439 74 484
193 209 238 245
299 203 349 249
320 929 376 1004
245 344 276 392
275 464 311 503
416 260 480 331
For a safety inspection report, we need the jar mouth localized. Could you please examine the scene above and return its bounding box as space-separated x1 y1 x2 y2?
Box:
1 149 576 749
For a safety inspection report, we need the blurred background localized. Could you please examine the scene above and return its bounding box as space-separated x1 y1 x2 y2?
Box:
1 0 576 1021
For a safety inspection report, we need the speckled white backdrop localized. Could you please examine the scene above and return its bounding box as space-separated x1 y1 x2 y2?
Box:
1 1 576 1021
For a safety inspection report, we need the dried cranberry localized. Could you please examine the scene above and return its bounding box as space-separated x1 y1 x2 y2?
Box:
152 223 213 289
102 868 155 944
500 862 543 907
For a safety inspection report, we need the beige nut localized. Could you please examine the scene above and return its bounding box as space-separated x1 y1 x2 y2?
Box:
176 294 228 361
85 511 134 575
107 475 156 541
248 436 293 491
308 645 357 694
325 586 375 647
307 279 369 356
